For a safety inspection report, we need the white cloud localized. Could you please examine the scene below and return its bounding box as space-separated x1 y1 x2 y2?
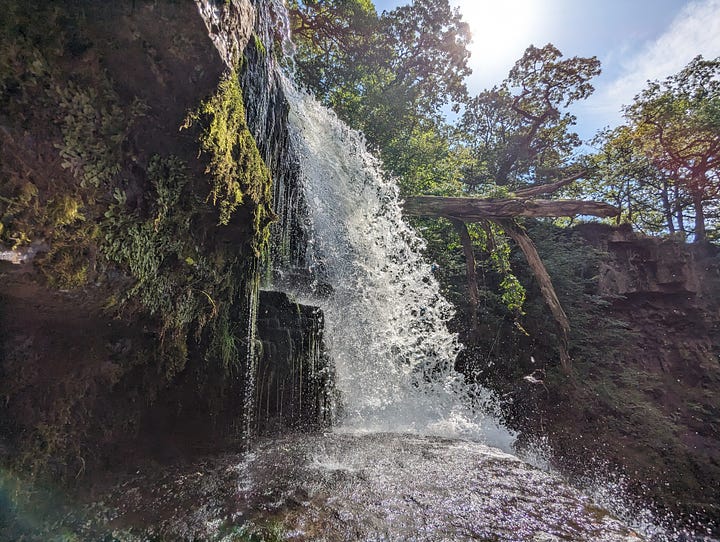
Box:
589 0 720 126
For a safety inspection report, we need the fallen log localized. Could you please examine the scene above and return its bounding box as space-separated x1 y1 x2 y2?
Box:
499 219 572 373
403 196 619 221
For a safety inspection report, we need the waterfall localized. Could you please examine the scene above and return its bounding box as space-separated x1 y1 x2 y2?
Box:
250 3 514 450
278 81 511 447
198 0 514 450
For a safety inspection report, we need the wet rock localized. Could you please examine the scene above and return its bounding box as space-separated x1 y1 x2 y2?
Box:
255 291 334 431
195 0 255 68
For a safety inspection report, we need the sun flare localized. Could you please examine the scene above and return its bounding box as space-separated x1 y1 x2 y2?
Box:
454 0 542 81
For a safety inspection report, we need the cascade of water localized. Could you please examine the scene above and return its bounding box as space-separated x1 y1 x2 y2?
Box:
237 1 512 449
199 0 514 450
278 79 513 449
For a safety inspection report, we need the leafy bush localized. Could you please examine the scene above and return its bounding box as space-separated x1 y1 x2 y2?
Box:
102 155 246 377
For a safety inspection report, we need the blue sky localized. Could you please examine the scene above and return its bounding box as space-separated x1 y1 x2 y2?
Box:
373 0 720 141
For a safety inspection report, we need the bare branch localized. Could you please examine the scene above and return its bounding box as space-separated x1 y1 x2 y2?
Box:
450 219 480 339
498 219 572 372
512 170 587 198
403 196 619 221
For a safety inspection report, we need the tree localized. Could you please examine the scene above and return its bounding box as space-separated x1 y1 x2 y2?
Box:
289 0 380 105
378 0 471 119
624 55 720 242
426 44 603 369
459 44 601 190
289 0 471 178
580 126 674 234
403 189 618 372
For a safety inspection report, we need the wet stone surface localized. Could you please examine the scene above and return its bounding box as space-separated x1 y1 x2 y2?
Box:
65 433 645 541
240 433 643 542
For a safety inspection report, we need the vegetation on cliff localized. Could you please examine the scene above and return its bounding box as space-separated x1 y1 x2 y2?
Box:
0 0 275 484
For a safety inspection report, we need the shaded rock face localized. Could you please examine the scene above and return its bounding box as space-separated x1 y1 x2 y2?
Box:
536 224 720 533
590 224 717 299
0 0 330 479
0 0 230 477
579 224 720 377
452 221 719 535
256 291 334 431
237 1 312 276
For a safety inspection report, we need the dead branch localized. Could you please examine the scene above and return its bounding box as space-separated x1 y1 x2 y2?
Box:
498 219 572 373
512 170 587 198
403 196 619 221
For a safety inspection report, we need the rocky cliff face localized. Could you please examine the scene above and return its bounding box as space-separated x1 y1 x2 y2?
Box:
0 0 329 485
578 225 719 526
484 223 720 534
592 224 718 299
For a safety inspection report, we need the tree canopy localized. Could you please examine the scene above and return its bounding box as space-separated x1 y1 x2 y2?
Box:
623 55 720 242
459 44 600 190
289 0 470 150
287 0 720 371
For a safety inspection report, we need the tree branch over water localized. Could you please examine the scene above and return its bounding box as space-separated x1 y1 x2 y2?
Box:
403 192 618 372
402 196 619 221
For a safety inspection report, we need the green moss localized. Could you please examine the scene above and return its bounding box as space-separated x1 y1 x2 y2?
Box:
252 33 267 57
184 68 275 258
55 83 136 189
102 156 236 377
100 148 268 378
38 247 89 289
48 195 85 227
0 6 142 278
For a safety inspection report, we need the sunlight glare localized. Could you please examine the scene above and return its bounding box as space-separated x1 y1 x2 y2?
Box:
454 0 542 84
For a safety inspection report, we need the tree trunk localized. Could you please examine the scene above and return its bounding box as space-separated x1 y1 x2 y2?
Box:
512 171 586 198
499 220 572 373
401 192 612 374
693 189 707 243
450 219 480 339
403 196 619 221
674 184 686 234
660 180 675 234
614 193 623 226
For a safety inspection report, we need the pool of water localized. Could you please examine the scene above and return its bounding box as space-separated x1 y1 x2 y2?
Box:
235 432 642 542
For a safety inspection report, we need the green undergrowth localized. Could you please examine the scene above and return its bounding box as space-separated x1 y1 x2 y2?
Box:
1 1 274 372
0 3 145 288
462 221 630 380
102 154 247 379
0 1 276 479
99 68 275 378
413 216 527 317
184 68 275 256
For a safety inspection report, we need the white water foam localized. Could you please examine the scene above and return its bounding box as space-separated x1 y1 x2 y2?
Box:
278 77 515 452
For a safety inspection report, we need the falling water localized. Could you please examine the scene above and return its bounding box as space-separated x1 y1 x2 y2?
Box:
216 0 507 450
276 81 511 448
